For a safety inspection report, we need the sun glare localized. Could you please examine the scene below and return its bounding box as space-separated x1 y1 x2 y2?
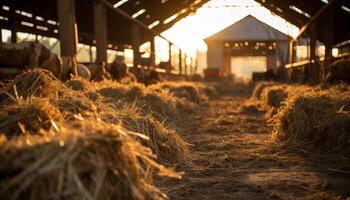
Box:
161 0 299 54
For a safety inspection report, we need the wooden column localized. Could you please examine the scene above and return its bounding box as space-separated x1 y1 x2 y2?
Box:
191 57 195 75
168 42 172 66
195 50 199 74
9 8 17 43
310 24 316 61
289 40 295 64
178 49 182 75
324 8 334 60
11 31 16 43
184 54 188 75
309 23 319 83
150 37 156 66
132 24 141 68
94 2 108 63
57 0 78 57
89 45 94 63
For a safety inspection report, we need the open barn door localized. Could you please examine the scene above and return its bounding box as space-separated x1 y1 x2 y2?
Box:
230 56 267 80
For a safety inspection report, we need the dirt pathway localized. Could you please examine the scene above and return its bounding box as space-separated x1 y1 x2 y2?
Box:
158 94 350 200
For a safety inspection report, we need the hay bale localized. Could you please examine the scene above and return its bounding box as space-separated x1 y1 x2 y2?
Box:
0 98 61 138
0 120 179 200
272 86 350 152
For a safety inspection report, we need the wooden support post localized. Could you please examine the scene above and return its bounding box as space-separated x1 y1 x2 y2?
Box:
57 0 78 78
184 54 188 75
150 37 156 66
309 22 319 84
0 29 2 44
322 6 334 82
94 2 108 63
57 0 78 57
179 49 182 75
132 24 141 68
324 8 334 60
310 24 316 61
89 45 94 62
195 50 199 74
9 7 17 43
289 40 295 64
190 57 193 75
11 31 16 43
168 42 172 66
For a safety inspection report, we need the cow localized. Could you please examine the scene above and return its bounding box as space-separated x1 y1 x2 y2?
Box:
89 62 111 81
0 42 61 77
109 62 136 83
0 42 93 81
324 59 350 84
252 69 277 82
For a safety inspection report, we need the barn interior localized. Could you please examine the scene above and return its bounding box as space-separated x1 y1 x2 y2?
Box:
0 0 350 199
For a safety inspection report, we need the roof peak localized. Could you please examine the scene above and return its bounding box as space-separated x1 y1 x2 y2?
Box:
205 14 290 42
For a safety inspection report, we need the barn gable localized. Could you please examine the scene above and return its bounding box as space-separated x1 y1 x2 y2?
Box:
205 15 290 42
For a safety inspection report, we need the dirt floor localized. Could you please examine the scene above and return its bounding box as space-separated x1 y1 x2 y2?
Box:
157 90 350 200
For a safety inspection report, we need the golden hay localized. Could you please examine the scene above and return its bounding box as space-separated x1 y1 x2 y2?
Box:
0 69 97 118
251 82 276 100
149 81 216 103
260 85 288 108
66 78 88 91
272 85 350 152
0 69 193 166
0 98 61 138
0 69 58 103
0 120 179 200
98 103 192 165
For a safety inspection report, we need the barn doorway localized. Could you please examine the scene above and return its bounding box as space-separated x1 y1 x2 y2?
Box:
230 56 267 80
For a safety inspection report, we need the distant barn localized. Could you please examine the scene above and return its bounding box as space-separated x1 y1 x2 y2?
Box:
204 15 290 80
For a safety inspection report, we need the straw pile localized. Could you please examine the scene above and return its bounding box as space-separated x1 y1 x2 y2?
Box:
243 82 312 117
0 69 217 199
0 120 179 200
271 84 350 153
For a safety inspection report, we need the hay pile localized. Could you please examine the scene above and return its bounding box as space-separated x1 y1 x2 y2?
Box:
149 81 217 103
271 85 350 153
243 82 312 116
0 120 179 200
0 69 215 199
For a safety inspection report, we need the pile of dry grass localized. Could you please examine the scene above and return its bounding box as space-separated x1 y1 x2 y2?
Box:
97 104 192 164
251 82 275 100
0 98 61 138
149 81 217 103
0 69 192 165
0 69 202 199
0 120 179 200
246 83 312 117
271 85 350 153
